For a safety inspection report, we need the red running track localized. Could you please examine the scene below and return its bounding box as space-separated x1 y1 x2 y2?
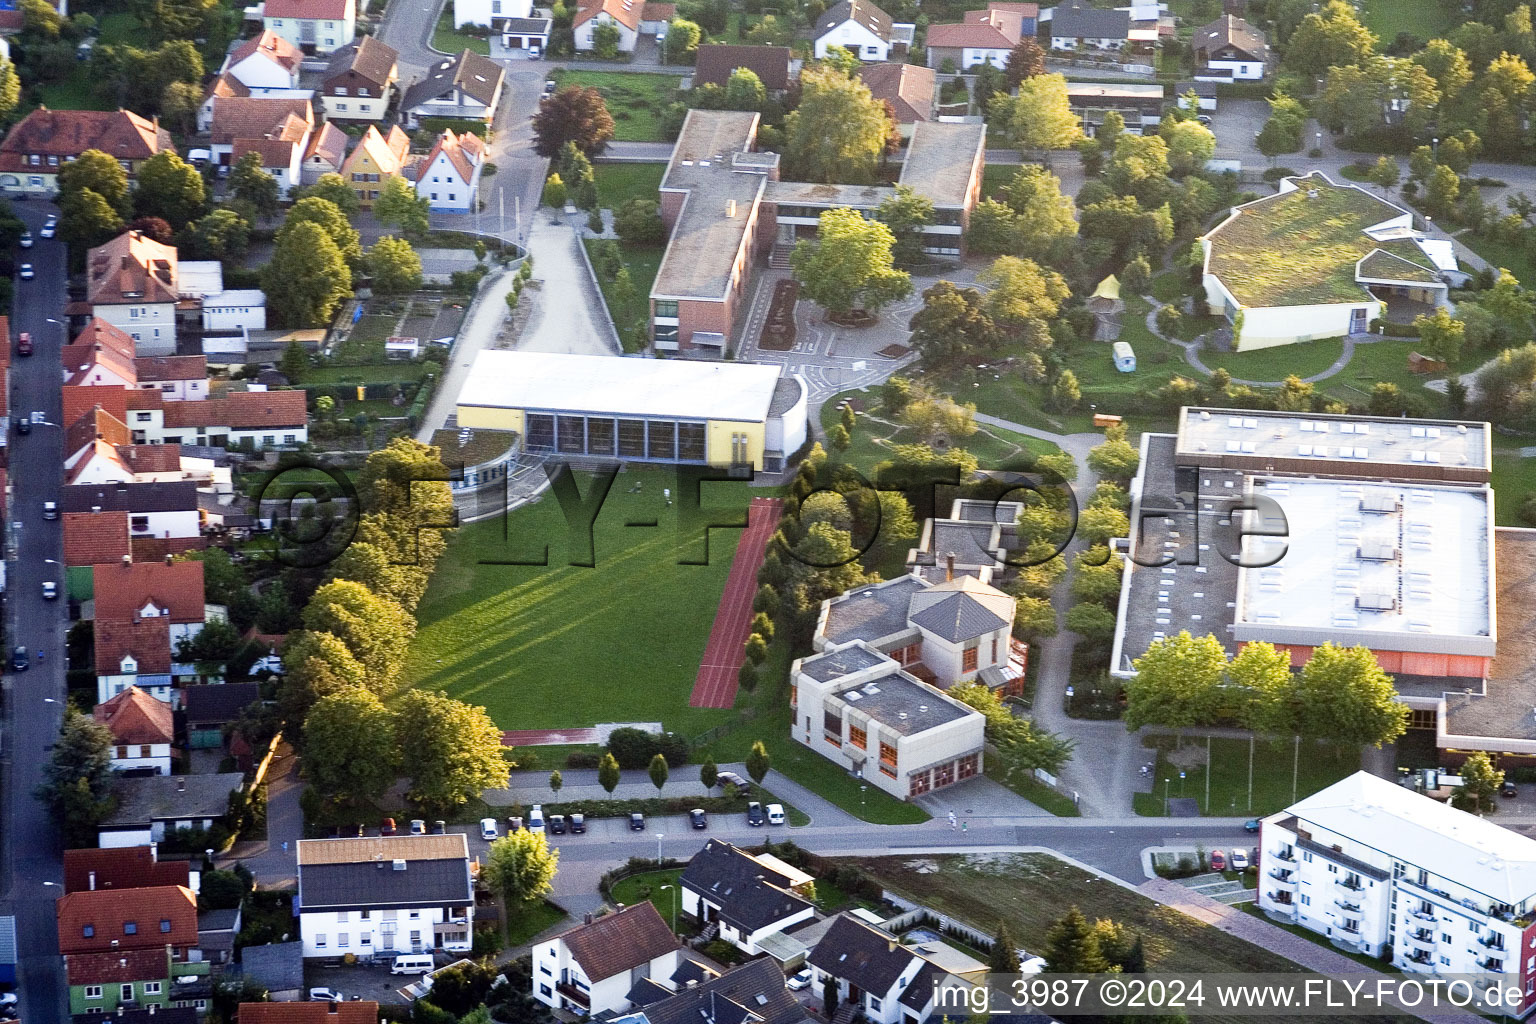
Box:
689 497 783 708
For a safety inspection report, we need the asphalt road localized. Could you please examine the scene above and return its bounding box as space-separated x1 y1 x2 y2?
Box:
1 200 70 1024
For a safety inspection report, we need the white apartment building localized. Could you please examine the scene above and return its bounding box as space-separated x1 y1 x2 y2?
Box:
295 835 474 957
1261 772 1536 1016
531 903 683 1017
263 0 356 53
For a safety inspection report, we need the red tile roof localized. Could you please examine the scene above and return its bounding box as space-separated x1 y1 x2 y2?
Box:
205 72 252 105
56 885 198 954
209 96 313 147
856 62 935 123
64 386 128 427
420 129 485 186
87 231 180 307
324 34 399 90
640 2 676 19
304 122 349 169
134 355 207 382
93 560 206 624
263 0 354 20
132 535 208 561
926 6 1025 49
228 29 305 75
342 123 410 178
125 389 165 412
66 407 132 467
232 111 312 170
574 0 642 33
551 903 681 982
239 1004 380 1024
71 319 138 361
94 616 173 676
119 443 183 475
93 685 175 745
0 109 172 175
163 391 308 430
63 947 172 985
63 511 133 567
63 339 137 388
64 845 191 894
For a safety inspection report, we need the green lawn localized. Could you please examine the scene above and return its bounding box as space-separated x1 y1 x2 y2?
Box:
433 6 491 54
817 392 1060 480
306 362 428 385
1358 0 1454 43
584 239 664 353
594 162 667 209
402 471 757 738
552 71 683 142
858 853 1354 1021
1458 228 1536 287
1239 904 1395 971
1201 337 1346 384
984 763 1081 816
504 900 567 945
981 163 1017 200
1491 450 1536 526
1134 735 1362 818
609 868 693 933
331 314 399 363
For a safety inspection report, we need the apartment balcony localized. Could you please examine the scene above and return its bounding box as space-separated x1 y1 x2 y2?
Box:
1334 877 1365 894
1270 848 1296 864
1410 907 1438 923
1268 870 1297 888
1404 930 1435 951
1480 958 1507 973
1333 896 1362 913
1405 951 1434 967
555 983 590 1009
1478 932 1508 950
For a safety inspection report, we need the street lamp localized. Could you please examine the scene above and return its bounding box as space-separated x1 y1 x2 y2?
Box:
655 833 664 864
659 883 677 933
860 784 867 817
1179 769 1186 797
1163 777 1170 815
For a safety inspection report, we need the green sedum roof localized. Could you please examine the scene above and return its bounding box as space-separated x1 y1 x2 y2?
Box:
1357 241 1439 283
1204 174 1434 308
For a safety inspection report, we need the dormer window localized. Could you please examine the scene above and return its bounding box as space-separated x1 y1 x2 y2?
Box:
335 86 348 95
82 925 95 937
47 156 57 166
121 656 137 673
160 919 172 933
27 155 38 165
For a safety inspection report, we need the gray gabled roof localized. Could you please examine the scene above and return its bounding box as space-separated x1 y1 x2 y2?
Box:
298 857 473 911
1049 0 1128 39
237 939 303 993
627 959 807 1024
679 840 814 934
808 914 918 995
907 591 1008 643
401 49 504 112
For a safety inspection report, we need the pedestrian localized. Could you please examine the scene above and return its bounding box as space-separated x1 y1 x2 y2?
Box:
282 841 289 853
962 821 968 833
948 811 957 830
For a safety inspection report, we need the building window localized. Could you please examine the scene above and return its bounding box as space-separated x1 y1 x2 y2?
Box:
909 769 931 796
849 724 866 750
789 683 797 707
121 986 134 1002
962 647 978 672
116 745 128 758
316 934 327 948
143 746 154 759
991 636 998 663
654 300 678 319
131 516 148 531
85 987 103 1001
958 753 979 779
336 86 348 95
868 998 881 1012
338 933 349 947
935 760 956 787
144 983 162 996
124 922 138 935
823 709 842 741
263 435 275 446
879 741 897 766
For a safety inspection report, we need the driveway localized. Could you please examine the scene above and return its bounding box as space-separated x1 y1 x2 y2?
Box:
515 216 621 355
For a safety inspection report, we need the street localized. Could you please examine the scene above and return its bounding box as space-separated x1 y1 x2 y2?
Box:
1 200 71 1024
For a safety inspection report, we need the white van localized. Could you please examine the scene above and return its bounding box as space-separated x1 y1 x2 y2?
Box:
390 955 435 975
480 817 499 840
766 803 786 825
528 804 545 835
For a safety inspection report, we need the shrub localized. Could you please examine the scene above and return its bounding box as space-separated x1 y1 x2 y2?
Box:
606 727 689 769
565 750 602 769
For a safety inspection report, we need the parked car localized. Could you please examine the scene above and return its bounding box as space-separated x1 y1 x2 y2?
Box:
480 817 499 840
19 231 32 248
528 804 545 834
409 819 426 835
10 646 25 671
787 969 813 991
543 79 556 94
1503 780 1519 798
1243 819 1260 833
41 581 56 600
16 333 30 356
39 218 55 239
528 42 542 58
18 263 33 280
746 801 765 826
569 812 585 834
549 814 566 835
717 771 751 795
1196 114 1212 126
689 808 707 829
1230 849 1249 871
766 803 785 825
42 500 56 519
629 811 646 830
16 416 29 436
508 816 524 832
1209 849 1227 871
380 818 397 836
309 989 344 1003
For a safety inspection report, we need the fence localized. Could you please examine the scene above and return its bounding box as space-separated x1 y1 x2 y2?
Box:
881 894 997 953
689 705 758 748
574 231 628 355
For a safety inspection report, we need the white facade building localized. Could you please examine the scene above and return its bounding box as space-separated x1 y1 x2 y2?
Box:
262 0 357 53
532 903 682 1017
678 840 817 955
813 0 906 61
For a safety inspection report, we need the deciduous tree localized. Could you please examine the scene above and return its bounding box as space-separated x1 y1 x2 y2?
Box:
1004 37 1045 88
598 752 621 794
372 175 431 238
1282 0 1376 77
724 66 766 110
1414 307 1466 365
302 689 399 805
367 236 424 295
185 208 250 262
746 740 771 786
262 221 352 328
283 196 363 267
57 149 130 219
1455 751 1504 814
874 185 935 267
279 630 369 723
648 752 669 794
59 188 125 251
784 64 890 184
229 151 280 220
133 150 206 228
909 282 994 368
1295 643 1407 747
395 690 513 810
483 829 560 916
992 73 1082 153
791 207 911 317
1125 631 1228 733
297 173 362 216
301 580 416 690
36 710 115 848
533 86 615 157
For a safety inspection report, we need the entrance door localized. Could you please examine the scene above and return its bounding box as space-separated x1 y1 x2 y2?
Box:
1351 307 1369 333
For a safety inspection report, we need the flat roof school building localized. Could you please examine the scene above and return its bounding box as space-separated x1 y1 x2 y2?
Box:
650 109 987 353
1110 406 1536 759
454 350 808 471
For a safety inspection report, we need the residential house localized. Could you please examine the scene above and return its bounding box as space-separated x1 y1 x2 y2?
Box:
221 30 305 92
691 45 792 94
92 558 212 649
678 840 816 955
64 482 201 550
1175 80 1217 112
184 682 260 750
63 845 191 894
97 773 245 848
239 1002 381 1024
924 3 1036 70
93 685 176 776
134 355 212 402
1064 81 1164 134
453 0 551 51
301 122 350 185
813 0 912 61
1202 173 1462 350
400 50 505 128
159 390 309 449
62 511 132 601
208 95 314 169
639 2 675 36
413 129 486 212
1260 772 1536 1016
236 941 304 1002
1047 0 1130 50
61 320 138 389
623 959 807 1024
95 616 174 704
572 0 642 54
0 108 172 195
85 231 180 356
1192 14 1267 80
295 834 475 956
57 885 209 1013
321 36 400 121
532 903 683 1016
178 259 269 333
231 115 314 197
807 914 961 1024
340 124 412 205
856 63 935 127
263 0 357 53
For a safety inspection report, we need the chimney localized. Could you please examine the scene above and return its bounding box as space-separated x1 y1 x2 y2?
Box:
111 939 119 948
176 777 185 792
584 912 594 925
945 553 954 582
148 1005 157 1016
121 555 131 567
117 1005 126 1016
165 554 173 565
887 938 897 952
88 870 97 890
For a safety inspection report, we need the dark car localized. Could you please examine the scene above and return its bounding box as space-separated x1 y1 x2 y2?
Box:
746 801 765 826
16 333 30 357
690 808 707 830
10 646 25 671
432 820 446 834
1243 819 1261 833
569 812 585 834
629 811 645 831
508 816 524 832
549 814 567 835
380 818 397 836
544 79 556 94
410 819 426 835
717 770 752 795
1503 780 1519 798
15 416 29 436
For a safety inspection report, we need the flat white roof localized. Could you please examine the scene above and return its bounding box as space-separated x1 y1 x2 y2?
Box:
1235 477 1493 654
456 350 786 423
1283 772 1536 905
205 289 266 305
177 260 224 298
1177 407 1490 471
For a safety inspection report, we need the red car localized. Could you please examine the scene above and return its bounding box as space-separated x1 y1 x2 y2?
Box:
16 333 30 356
1209 849 1227 871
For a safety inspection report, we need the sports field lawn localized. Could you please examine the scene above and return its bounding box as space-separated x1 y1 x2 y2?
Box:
1201 337 1344 383
1358 0 1454 45
1131 735 1361 817
552 70 683 142
403 468 757 738
594 163 667 209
